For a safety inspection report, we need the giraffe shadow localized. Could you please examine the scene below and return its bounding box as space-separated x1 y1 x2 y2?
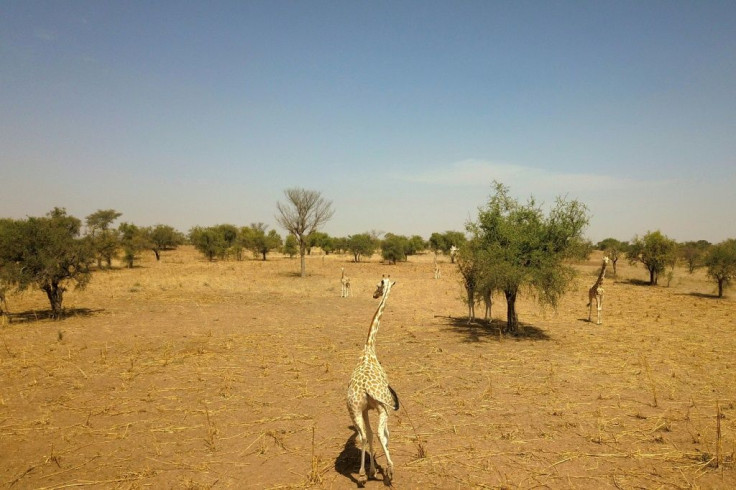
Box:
335 426 391 487
439 316 551 342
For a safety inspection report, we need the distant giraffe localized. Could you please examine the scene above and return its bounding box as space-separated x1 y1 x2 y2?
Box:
346 276 399 485
341 267 351 297
587 257 609 325
433 254 441 279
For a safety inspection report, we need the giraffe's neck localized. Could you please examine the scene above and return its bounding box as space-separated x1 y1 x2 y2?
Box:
595 263 608 287
366 284 392 349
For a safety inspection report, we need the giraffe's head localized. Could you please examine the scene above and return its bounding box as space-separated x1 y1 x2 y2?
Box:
373 275 395 299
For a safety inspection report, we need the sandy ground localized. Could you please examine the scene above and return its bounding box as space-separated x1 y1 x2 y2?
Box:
1 246 734 489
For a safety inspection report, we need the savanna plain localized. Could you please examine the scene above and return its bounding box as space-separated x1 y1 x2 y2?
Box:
1 247 734 489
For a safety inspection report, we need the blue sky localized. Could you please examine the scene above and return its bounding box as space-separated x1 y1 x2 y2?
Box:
2 1 735 243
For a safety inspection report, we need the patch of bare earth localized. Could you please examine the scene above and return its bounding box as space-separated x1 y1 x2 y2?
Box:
1 247 734 489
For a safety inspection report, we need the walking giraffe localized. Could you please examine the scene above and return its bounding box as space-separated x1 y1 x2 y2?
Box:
341 267 352 297
346 275 399 485
587 256 609 325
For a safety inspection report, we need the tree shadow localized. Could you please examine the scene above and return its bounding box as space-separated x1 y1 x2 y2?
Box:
680 292 722 300
626 278 653 287
5 308 103 323
438 316 551 342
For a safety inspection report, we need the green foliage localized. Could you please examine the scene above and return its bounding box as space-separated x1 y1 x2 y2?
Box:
146 224 185 260
704 239 736 298
86 209 122 268
381 233 408 264
246 223 282 260
407 235 427 255
189 226 229 261
469 182 589 332
283 234 298 258
347 233 377 262
627 230 678 285
0 208 94 318
118 222 150 268
306 231 334 254
679 240 712 274
430 230 467 262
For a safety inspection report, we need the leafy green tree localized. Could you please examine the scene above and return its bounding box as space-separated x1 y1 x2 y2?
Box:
276 188 334 277
407 235 426 256
283 234 298 258
469 182 589 333
332 236 349 254
248 223 283 260
679 240 711 274
429 232 447 254
381 234 408 264
596 238 628 277
86 209 122 268
627 231 678 285
430 231 467 263
0 208 94 319
189 226 228 261
146 224 185 261
347 233 377 263
307 231 334 255
118 222 150 268
704 239 736 298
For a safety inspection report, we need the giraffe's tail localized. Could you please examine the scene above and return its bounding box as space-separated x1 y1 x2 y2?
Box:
388 386 399 411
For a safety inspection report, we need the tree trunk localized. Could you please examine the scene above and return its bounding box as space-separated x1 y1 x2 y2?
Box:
43 283 65 319
153 249 161 261
649 267 657 285
262 250 267 261
718 279 724 298
505 290 518 333
299 241 307 277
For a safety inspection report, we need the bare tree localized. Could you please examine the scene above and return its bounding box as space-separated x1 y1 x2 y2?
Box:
276 188 334 277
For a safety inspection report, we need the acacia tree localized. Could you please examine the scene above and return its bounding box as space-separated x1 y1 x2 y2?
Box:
0 208 94 319
118 222 150 268
146 224 185 261
86 209 122 268
597 238 627 277
276 188 334 277
347 233 377 263
704 239 736 298
627 231 678 285
247 223 282 260
469 182 589 333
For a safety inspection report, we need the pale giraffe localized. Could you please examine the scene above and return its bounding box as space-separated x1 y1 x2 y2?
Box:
587 256 610 325
433 253 441 279
346 275 399 486
341 267 352 297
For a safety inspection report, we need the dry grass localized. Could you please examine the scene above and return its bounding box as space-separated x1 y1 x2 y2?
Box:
0 247 734 489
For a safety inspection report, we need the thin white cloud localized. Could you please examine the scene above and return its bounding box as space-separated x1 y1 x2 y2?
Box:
395 159 675 194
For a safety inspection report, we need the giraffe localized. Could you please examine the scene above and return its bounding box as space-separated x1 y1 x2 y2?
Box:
587 256 610 325
433 253 441 279
341 267 352 297
346 275 399 486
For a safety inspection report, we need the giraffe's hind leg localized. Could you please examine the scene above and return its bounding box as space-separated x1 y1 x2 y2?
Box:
348 407 370 486
376 405 394 483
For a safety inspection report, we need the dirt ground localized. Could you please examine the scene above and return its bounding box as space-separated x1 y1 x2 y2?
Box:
1 246 734 489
